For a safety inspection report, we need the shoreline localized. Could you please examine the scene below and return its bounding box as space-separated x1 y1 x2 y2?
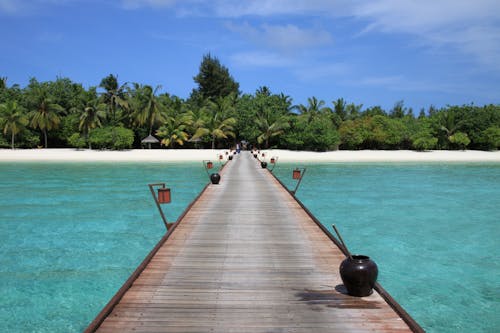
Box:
1 148 500 163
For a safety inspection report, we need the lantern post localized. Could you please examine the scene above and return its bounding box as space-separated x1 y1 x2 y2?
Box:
148 183 173 230
291 167 307 195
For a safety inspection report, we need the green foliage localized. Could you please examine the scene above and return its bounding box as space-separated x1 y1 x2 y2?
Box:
301 115 340 151
156 112 192 148
0 100 28 149
192 95 237 149
130 84 165 135
477 127 500 150
0 74 499 152
26 79 65 147
192 54 240 101
366 115 405 149
0 135 9 148
89 126 134 150
99 74 129 127
449 132 470 150
68 133 87 149
412 136 438 151
411 120 438 151
339 119 369 149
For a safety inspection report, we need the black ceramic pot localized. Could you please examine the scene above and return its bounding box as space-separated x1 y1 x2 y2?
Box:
261 161 267 168
253 154 258 158
228 155 233 160
210 173 221 184
339 255 378 297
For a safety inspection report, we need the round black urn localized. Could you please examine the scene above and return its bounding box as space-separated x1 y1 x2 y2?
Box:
210 173 221 184
228 155 233 160
261 161 268 168
339 255 378 297
253 153 258 158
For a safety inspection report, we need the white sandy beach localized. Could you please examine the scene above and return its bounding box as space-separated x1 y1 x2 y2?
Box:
1 148 500 163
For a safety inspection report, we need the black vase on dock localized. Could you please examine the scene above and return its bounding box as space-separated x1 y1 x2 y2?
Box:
261 161 267 168
253 154 258 158
228 155 233 160
339 255 378 297
210 173 221 184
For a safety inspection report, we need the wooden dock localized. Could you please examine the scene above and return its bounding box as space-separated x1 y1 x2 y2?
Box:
86 152 423 333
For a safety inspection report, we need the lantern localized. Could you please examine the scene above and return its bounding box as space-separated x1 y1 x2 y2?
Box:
219 154 223 160
270 158 275 164
157 187 171 203
207 161 213 169
262 153 265 157
293 169 301 179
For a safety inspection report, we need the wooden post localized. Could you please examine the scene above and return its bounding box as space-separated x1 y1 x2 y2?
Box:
148 183 173 230
292 167 307 195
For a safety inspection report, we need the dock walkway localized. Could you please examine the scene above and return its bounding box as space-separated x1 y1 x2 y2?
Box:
87 152 416 332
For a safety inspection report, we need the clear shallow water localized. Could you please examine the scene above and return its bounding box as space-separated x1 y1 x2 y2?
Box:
0 162 207 333
1 161 499 333
274 163 500 333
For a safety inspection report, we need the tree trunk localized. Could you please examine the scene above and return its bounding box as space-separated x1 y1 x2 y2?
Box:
212 135 215 149
11 132 15 149
44 129 48 148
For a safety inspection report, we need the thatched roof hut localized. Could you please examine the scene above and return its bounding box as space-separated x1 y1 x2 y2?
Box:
141 135 160 149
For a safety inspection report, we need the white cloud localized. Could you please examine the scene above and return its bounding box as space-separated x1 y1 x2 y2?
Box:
216 1 500 72
356 74 470 96
352 1 500 71
229 51 294 68
226 22 332 55
210 0 350 18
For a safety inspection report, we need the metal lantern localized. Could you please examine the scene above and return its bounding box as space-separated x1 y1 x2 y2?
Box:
157 187 171 204
207 161 213 169
270 158 275 164
219 154 223 160
293 169 301 179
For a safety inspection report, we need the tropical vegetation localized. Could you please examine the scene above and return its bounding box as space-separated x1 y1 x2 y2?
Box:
1 56 499 151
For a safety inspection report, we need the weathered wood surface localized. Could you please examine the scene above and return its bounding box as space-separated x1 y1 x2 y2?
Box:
93 152 412 332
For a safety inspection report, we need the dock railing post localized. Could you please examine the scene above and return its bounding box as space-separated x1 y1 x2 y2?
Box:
291 167 307 195
148 183 174 230
203 160 213 178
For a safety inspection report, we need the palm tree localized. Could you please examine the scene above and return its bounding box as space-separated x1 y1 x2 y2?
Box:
192 96 236 149
255 115 289 148
0 101 28 149
293 96 331 123
131 84 166 135
99 74 129 127
156 113 192 148
28 86 64 148
77 99 107 149
0 77 7 90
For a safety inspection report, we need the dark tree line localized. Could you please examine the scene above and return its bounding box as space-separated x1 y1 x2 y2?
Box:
1 55 499 151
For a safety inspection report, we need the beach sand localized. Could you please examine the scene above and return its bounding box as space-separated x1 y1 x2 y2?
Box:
1 148 500 163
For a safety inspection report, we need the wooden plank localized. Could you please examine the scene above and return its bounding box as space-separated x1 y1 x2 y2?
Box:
86 152 421 333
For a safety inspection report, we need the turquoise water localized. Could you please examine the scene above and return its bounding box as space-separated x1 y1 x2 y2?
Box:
274 163 500 333
0 162 207 332
1 161 499 332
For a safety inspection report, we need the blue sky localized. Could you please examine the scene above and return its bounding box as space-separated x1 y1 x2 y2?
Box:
1 0 499 111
